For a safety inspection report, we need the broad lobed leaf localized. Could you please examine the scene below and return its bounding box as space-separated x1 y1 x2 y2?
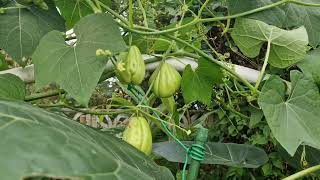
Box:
227 0 320 47
231 18 308 68
0 0 65 66
298 48 320 87
258 71 320 155
0 99 174 180
33 13 127 106
0 74 25 100
55 0 112 29
181 58 223 106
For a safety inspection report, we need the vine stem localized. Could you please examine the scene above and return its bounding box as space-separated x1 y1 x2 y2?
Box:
288 0 320 6
115 19 255 90
0 6 27 10
283 165 320 180
101 0 320 36
164 34 256 91
94 0 101 11
114 0 295 35
128 0 134 28
254 40 271 90
37 103 133 115
197 0 210 17
25 89 65 101
85 0 101 13
137 0 148 28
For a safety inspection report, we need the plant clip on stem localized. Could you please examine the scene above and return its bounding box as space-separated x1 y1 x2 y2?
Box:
126 84 208 180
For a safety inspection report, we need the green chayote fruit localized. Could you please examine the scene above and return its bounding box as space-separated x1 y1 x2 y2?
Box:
149 62 181 98
116 46 145 85
123 116 152 155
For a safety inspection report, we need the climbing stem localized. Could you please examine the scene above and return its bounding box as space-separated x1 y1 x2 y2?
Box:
221 18 231 35
283 165 320 180
110 0 299 35
37 103 133 115
288 0 320 6
254 40 271 90
197 0 210 17
94 0 101 11
137 0 148 27
25 89 65 102
101 0 320 36
85 0 101 13
164 34 256 91
128 0 134 28
99 1 128 24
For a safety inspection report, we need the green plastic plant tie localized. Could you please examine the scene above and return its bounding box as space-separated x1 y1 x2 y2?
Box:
127 84 207 180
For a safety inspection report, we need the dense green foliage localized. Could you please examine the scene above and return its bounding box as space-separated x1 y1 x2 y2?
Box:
1 0 320 179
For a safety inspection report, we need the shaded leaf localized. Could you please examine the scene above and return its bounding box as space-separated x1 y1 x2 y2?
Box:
0 0 65 66
258 71 320 155
0 74 25 100
181 58 223 106
227 0 320 47
0 53 8 70
297 48 320 86
33 13 127 106
249 108 264 128
231 18 308 68
153 141 268 168
0 99 174 180
55 0 111 28
227 0 285 27
279 145 320 171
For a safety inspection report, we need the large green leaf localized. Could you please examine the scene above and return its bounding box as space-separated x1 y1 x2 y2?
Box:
153 141 268 168
33 13 127 106
228 0 285 27
0 74 25 100
0 0 65 66
231 18 308 68
297 48 320 86
258 71 320 156
55 0 112 28
279 145 320 171
181 58 223 106
0 99 174 180
227 0 320 47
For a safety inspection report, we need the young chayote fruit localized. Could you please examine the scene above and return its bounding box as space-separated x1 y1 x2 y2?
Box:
149 62 181 98
116 46 145 85
122 116 152 155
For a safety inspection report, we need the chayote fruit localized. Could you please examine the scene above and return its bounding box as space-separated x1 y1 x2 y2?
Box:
122 116 152 155
149 62 181 98
116 46 145 85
